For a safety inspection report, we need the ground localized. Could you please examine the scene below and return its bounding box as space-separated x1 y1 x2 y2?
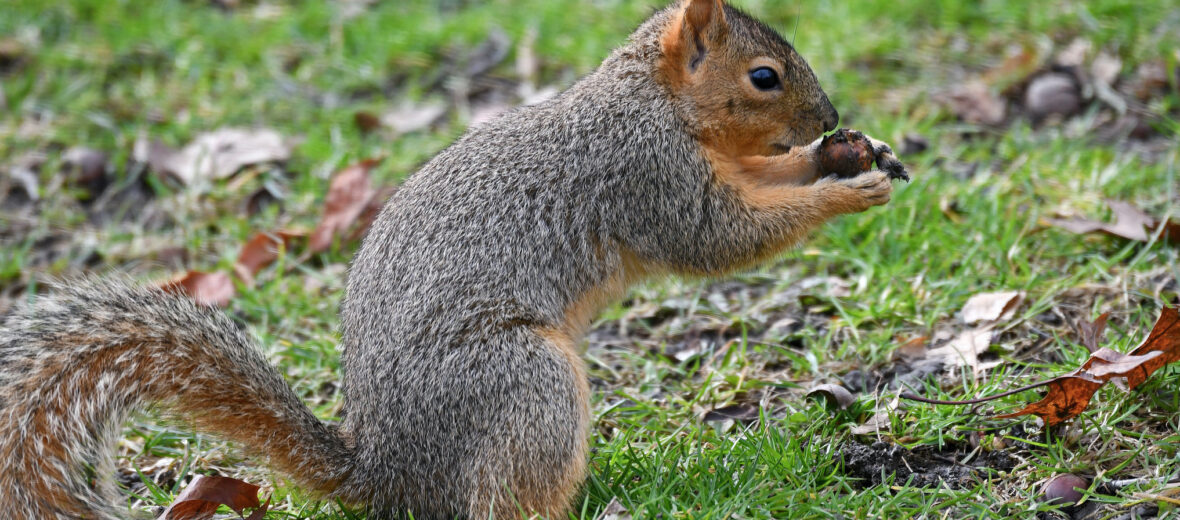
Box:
1 0 1179 518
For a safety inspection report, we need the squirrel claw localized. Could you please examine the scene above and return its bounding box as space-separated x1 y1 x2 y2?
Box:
875 152 910 182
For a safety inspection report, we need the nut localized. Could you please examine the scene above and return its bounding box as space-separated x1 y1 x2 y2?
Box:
819 129 875 178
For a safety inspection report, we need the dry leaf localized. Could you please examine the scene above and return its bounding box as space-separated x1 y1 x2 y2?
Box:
998 308 1179 425
160 271 235 307
233 230 305 285
1123 307 1180 387
309 159 381 253
849 395 900 435
807 383 855 410
1075 312 1110 352
942 82 1006 126
891 336 929 362
381 102 447 135
926 326 995 371
960 291 1025 324
702 403 759 422
162 474 269 520
1046 199 1179 244
596 498 632 520
993 374 1105 426
135 129 290 185
354 111 381 134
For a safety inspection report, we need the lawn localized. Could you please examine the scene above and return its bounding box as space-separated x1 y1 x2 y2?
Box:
1 0 1179 518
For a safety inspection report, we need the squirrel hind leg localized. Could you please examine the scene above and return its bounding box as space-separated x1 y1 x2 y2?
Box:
465 327 590 520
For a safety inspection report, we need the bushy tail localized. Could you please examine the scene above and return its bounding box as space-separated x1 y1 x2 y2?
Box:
0 278 354 519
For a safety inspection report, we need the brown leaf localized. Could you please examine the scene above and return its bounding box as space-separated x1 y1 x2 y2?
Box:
135 129 290 186
942 82 1006 126
309 159 382 253
1075 312 1110 352
994 308 1180 425
807 383 855 410
960 291 1024 324
1124 307 1180 388
994 374 1105 426
1046 199 1178 244
162 474 269 520
702 403 759 422
354 111 381 134
160 271 235 307
891 335 929 362
233 230 306 285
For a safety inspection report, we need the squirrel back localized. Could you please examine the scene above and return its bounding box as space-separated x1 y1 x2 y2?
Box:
0 1 899 518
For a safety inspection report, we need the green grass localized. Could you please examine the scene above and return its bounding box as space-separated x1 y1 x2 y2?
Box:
2 0 1179 518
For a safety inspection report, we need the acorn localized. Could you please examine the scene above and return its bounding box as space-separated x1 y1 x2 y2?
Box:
819 129 874 177
1041 474 1088 507
818 128 910 181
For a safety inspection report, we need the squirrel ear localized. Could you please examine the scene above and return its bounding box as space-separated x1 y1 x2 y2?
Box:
684 0 726 39
664 0 727 74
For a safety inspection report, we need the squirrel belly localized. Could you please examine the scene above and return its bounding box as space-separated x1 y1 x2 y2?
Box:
0 0 902 518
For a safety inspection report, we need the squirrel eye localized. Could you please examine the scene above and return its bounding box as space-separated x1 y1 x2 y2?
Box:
748 67 781 91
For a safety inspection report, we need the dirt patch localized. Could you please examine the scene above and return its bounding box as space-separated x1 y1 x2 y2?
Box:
839 440 1016 488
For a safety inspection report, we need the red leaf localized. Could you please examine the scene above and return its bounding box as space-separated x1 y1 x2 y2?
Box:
162 475 269 520
308 158 381 253
995 308 1180 426
1125 307 1180 388
994 374 1105 426
233 229 306 285
160 271 235 307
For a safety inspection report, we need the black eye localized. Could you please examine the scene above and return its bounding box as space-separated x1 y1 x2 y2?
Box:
749 67 780 91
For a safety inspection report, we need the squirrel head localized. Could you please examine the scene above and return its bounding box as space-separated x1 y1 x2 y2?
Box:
658 0 839 157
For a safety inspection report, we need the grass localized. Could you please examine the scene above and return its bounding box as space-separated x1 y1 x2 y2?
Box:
2 0 1180 518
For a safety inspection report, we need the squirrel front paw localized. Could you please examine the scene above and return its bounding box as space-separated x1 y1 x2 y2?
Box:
822 170 893 213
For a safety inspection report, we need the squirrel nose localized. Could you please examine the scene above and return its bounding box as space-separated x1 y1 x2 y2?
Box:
821 103 839 133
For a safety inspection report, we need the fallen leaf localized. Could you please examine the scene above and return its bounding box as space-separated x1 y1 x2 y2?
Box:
308 159 381 253
135 128 290 186
926 326 995 371
1123 307 1180 388
1075 312 1110 352
162 474 269 520
62 147 111 199
993 374 1105 425
942 82 1006 126
595 498 632 520
849 394 899 435
1047 200 1179 244
988 308 1177 426
354 111 381 134
891 336 929 362
381 102 447 135
961 291 1025 324
702 403 759 422
160 271 235 307
807 383 855 410
233 230 306 285
1090 52 1122 87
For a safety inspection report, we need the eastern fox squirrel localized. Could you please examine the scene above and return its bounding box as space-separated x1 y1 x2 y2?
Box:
0 0 906 518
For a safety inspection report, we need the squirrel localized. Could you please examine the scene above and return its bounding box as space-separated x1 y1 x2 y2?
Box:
0 0 906 518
